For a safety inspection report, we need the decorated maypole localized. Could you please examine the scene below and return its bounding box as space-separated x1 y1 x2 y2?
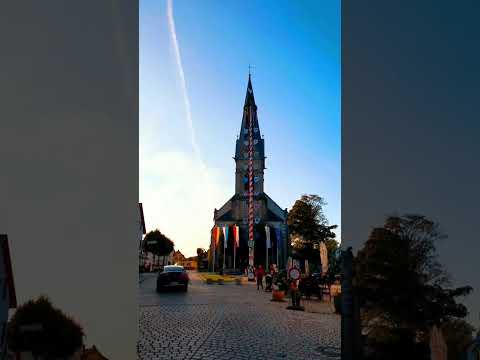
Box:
247 89 255 276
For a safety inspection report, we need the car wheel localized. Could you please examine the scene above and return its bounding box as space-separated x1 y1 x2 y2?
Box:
183 283 188 292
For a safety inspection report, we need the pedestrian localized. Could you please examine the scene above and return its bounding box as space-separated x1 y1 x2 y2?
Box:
256 265 265 290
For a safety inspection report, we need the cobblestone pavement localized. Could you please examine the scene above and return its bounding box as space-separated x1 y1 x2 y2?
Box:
138 272 340 360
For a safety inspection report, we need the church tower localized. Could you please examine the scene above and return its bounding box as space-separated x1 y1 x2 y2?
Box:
234 75 265 197
212 75 289 272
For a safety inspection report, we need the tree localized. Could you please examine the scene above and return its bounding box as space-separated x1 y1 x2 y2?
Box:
196 248 207 270
354 214 473 359
7 296 84 359
287 194 337 262
143 230 174 266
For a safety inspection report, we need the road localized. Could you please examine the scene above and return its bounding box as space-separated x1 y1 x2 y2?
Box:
138 271 340 360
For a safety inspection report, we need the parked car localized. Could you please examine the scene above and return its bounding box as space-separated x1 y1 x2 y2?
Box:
156 265 189 292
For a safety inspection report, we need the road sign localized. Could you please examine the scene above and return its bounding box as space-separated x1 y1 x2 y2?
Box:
247 267 255 280
248 240 254 248
288 267 301 281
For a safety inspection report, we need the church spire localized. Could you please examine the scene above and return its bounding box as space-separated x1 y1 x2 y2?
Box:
244 73 256 108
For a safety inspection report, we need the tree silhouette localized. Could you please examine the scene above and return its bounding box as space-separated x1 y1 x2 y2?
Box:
355 214 473 360
287 194 337 262
7 296 84 359
143 230 174 266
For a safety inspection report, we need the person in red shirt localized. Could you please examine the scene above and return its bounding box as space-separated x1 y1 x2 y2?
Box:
256 265 265 290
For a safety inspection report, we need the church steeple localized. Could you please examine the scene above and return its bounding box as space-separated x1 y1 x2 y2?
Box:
244 74 256 108
234 75 265 195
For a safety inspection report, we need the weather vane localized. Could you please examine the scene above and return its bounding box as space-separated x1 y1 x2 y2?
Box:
248 64 255 77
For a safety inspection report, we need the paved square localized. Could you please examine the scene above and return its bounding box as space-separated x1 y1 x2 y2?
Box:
138 272 340 360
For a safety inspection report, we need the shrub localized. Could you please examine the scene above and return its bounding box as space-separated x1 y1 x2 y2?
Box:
7 296 84 358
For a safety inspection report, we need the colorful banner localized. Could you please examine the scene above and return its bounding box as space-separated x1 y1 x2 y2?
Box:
320 242 329 275
222 226 229 248
215 226 221 245
265 225 271 249
233 225 240 248
275 227 281 266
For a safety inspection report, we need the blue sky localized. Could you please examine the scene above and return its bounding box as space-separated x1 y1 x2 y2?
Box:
140 0 340 257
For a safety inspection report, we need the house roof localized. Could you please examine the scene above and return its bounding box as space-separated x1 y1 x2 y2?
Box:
81 345 109 360
0 234 16 308
139 203 146 234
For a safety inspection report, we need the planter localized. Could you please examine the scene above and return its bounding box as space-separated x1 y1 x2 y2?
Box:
272 289 285 301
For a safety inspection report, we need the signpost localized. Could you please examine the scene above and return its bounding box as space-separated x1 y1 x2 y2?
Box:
288 267 301 281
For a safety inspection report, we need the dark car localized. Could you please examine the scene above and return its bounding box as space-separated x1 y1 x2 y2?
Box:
156 265 189 292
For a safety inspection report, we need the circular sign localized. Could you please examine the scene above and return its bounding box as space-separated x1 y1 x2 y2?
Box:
248 269 255 280
289 267 301 281
248 240 255 248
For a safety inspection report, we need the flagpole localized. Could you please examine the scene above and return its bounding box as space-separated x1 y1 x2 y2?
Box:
265 226 268 271
276 236 279 269
223 231 226 271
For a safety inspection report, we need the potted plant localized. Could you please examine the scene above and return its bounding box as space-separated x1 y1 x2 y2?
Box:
271 284 285 301
275 270 289 295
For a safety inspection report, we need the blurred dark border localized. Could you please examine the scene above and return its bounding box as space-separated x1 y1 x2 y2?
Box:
343 0 480 357
0 1 138 358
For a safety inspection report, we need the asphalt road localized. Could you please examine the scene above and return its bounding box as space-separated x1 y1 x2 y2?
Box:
138 271 340 360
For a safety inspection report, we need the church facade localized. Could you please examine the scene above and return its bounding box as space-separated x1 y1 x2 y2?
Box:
211 76 289 272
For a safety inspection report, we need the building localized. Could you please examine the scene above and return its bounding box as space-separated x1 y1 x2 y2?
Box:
211 76 289 271
138 203 146 268
81 345 109 360
172 250 186 265
0 234 16 358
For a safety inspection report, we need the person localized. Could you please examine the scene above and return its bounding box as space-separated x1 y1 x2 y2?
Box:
256 265 265 290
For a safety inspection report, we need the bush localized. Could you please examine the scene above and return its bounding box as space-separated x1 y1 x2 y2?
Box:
7 296 84 358
275 270 289 293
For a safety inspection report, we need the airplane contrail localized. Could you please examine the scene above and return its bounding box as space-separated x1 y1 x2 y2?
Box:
166 0 214 201
166 0 201 158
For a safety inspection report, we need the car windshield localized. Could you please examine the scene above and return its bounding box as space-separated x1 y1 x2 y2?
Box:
163 266 184 273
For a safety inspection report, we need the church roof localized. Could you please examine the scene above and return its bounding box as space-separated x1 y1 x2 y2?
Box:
244 74 256 107
235 76 264 160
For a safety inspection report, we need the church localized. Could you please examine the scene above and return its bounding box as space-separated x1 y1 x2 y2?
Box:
211 75 289 272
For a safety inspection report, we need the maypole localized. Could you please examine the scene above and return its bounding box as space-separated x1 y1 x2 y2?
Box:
248 105 255 270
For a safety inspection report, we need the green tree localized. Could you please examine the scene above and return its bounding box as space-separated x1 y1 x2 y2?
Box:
354 214 473 359
7 296 84 359
143 229 174 266
287 194 337 262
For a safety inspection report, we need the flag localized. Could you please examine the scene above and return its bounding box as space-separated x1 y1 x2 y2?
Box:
320 242 329 275
234 225 240 248
215 227 221 245
223 226 229 248
430 325 447 360
274 227 281 247
265 225 271 249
